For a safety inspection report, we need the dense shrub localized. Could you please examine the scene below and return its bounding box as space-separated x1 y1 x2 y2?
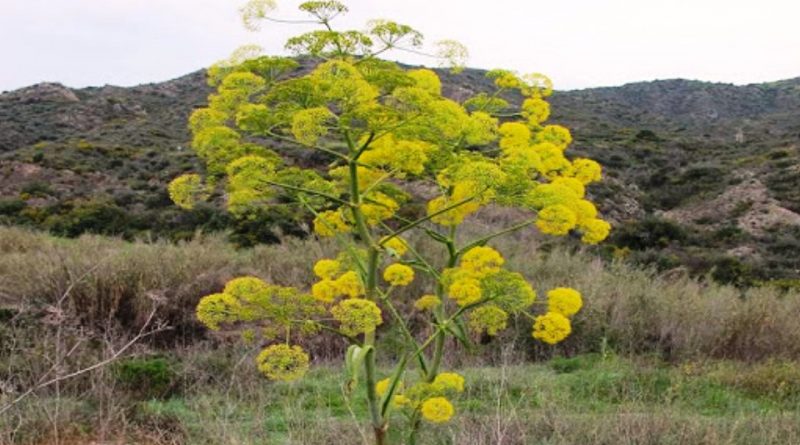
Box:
611 217 687 250
46 199 132 238
113 356 178 399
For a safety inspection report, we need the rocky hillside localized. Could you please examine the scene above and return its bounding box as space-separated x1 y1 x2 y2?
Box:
1 68 799 283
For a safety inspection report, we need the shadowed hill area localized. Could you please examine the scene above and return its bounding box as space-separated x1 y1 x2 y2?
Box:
1 66 799 283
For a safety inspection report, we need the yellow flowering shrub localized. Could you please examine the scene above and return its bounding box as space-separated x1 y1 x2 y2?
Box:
174 1 610 443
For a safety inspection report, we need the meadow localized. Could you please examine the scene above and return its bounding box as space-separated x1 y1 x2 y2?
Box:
2 225 799 444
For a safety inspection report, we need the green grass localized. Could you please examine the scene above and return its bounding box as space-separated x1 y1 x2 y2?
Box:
6 354 799 444
114 356 800 444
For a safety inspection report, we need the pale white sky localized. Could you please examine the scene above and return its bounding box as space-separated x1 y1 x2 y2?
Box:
1 0 799 92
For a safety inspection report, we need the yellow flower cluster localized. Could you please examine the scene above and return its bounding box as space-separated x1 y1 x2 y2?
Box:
313 210 350 237
375 376 413 407
433 372 465 393
361 193 399 226
533 287 584 344
408 69 442 95
310 60 378 112
580 218 612 244
522 97 550 127
255 344 310 381
480 270 537 312
196 276 321 334
460 246 505 277
383 371 464 424
468 305 509 336
291 106 334 146
311 269 366 303
375 378 395 397
536 204 578 236
329 165 385 192
313 258 341 280
168 174 205 210
195 292 241 330
445 246 529 313
535 125 573 149
499 122 531 152
547 287 583 317
427 180 483 227
383 263 415 286
447 272 483 306
335 271 366 298
569 158 602 184
413 294 442 311
381 236 409 257
360 134 434 176
311 279 339 303
525 176 610 243
420 397 454 423
532 311 572 345
330 298 383 336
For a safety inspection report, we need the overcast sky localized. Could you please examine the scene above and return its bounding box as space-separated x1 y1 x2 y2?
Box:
2 0 799 92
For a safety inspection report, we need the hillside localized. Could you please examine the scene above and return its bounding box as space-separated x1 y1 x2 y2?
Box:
1 68 799 282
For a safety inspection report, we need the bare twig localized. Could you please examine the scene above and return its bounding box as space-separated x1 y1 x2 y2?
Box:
0 303 169 416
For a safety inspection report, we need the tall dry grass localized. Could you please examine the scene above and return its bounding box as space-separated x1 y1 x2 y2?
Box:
1 225 800 361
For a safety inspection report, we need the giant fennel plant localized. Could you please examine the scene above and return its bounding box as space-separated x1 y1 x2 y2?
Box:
168 1 609 443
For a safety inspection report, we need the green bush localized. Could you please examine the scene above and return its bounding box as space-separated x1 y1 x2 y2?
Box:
114 356 178 399
612 217 687 250
46 199 132 238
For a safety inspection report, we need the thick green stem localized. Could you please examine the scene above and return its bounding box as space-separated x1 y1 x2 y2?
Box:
346 135 385 445
363 330 385 444
425 240 457 382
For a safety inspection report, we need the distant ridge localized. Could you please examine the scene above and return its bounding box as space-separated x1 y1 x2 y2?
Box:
1 65 799 281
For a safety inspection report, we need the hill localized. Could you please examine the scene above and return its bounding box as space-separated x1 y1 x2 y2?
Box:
1 67 799 282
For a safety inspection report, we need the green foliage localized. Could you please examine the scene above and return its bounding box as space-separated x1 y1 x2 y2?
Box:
549 353 601 374
114 356 178 399
611 217 686 250
0 198 26 216
46 198 131 238
711 256 753 287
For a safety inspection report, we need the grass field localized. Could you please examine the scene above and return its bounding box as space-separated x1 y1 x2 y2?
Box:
2 227 800 444
5 353 800 444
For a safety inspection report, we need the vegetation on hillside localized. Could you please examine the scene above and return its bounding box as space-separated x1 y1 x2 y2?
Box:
2 50 800 283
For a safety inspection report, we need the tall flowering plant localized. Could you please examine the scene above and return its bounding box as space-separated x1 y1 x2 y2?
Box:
169 1 609 443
